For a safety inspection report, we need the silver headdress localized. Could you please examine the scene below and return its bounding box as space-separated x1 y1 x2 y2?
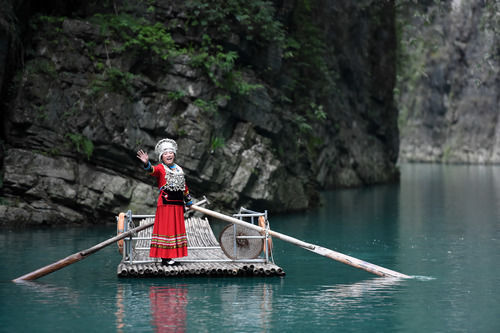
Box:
155 138 178 161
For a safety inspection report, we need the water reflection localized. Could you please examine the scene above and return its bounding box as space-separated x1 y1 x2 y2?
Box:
13 280 80 305
312 277 404 309
112 279 278 332
115 283 189 332
116 284 125 332
218 282 275 331
149 285 188 332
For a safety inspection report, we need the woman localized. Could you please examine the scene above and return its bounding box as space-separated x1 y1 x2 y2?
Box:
137 138 193 265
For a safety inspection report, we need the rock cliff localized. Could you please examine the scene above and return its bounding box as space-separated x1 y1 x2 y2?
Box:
0 0 399 225
397 0 500 163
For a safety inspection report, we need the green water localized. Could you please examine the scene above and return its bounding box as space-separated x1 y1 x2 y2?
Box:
1 164 499 332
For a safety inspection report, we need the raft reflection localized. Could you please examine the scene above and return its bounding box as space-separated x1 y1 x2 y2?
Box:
114 279 278 332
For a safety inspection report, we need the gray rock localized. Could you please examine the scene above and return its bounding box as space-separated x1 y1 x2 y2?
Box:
0 0 402 225
398 0 500 163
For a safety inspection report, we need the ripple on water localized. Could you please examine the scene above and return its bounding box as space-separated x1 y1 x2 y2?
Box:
411 275 436 281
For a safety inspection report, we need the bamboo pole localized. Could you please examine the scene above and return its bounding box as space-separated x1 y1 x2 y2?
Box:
12 220 155 282
190 205 411 279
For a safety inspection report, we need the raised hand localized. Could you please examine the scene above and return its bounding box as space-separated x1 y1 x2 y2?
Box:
136 150 149 164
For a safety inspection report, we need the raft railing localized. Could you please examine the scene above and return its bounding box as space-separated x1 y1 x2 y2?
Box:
233 207 274 264
119 207 274 266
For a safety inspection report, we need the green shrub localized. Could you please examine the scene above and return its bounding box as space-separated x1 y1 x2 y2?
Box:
194 98 218 113
91 13 178 59
211 136 225 152
66 133 94 160
185 0 285 46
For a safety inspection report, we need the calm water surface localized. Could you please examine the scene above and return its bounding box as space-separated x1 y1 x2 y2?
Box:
1 164 499 332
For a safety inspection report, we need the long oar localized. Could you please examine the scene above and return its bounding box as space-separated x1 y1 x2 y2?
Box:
191 205 411 279
12 220 154 282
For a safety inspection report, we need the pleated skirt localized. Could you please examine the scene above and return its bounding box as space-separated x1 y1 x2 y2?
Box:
149 204 188 259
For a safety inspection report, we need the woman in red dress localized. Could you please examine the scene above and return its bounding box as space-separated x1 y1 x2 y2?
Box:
137 138 193 265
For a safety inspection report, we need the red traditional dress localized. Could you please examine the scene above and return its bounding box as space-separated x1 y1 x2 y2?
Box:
146 162 192 259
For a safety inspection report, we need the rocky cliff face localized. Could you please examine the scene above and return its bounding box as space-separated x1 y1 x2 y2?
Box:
0 0 399 225
397 0 500 163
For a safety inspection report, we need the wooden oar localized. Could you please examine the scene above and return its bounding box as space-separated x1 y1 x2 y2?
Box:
190 205 411 279
12 220 155 282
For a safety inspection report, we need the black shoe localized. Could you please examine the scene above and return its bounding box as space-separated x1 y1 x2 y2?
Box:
161 258 175 265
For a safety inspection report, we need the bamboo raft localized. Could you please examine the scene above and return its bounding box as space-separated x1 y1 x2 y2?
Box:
117 214 285 278
12 204 409 283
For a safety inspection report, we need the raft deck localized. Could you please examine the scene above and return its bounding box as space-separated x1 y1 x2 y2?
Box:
117 213 285 278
